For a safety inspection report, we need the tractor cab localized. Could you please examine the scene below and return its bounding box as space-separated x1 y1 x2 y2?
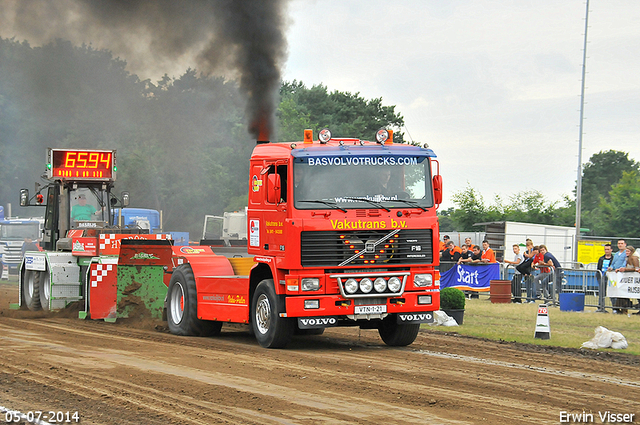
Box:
20 148 129 251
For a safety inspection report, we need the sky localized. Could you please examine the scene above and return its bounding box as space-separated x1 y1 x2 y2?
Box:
281 0 640 210
1 0 638 211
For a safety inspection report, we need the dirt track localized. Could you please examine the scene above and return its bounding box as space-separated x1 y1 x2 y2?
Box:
1 281 639 425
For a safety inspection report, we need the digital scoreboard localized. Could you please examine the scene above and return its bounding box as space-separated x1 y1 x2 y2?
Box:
47 148 116 181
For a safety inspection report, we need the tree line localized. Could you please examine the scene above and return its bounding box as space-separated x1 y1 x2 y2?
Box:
2 37 635 239
439 150 640 239
0 38 404 237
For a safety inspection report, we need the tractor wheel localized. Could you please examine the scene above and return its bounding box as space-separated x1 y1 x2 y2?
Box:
38 270 52 312
167 265 222 337
378 315 420 346
22 270 42 311
251 279 294 348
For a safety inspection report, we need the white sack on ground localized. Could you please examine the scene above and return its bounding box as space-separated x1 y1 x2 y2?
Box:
429 310 458 327
581 326 628 350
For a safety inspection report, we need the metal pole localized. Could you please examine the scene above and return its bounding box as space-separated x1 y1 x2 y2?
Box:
575 0 590 263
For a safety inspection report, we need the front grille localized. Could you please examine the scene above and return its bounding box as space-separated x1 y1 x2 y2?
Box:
355 298 387 305
301 229 433 267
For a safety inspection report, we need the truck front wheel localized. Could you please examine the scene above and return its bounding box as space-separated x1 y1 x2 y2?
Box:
38 270 51 311
22 270 42 311
378 315 420 346
167 265 222 337
251 279 294 348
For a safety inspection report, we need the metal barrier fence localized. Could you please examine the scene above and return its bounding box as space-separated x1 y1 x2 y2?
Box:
437 262 640 313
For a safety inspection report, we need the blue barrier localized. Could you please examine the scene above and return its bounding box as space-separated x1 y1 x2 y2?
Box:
440 263 500 292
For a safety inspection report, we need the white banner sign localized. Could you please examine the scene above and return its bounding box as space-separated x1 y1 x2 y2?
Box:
606 271 640 299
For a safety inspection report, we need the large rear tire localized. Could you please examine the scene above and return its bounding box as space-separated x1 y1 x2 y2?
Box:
38 270 52 312
22 270 42 311
378 315 420 346
167 265 222 337
251 279 294 348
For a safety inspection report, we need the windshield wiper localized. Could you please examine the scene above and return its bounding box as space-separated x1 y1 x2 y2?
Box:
387 199 427 211
340 197 391 212
298 200 347 212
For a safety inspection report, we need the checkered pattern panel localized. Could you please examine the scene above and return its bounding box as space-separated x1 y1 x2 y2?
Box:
99 233 172 250
90 264 114 287
99 234 116 251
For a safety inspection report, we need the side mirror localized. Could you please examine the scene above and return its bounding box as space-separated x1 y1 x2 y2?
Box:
121 191 130 207
432 175 443 205
20 189 29 207
266 173 281 204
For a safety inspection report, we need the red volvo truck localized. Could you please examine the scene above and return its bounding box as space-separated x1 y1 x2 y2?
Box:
167 129 443 348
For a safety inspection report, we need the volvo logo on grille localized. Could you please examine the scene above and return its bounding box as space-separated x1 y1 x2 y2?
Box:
365 241 375 252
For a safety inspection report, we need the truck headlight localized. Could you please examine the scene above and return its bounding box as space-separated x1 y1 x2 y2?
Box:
344 278 358 294
359 278 373 294
414 274 432 287
388 277 402 292
301 278 320 291
374 277 387 293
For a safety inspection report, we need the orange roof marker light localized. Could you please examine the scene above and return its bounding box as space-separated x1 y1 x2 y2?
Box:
303 129 313 144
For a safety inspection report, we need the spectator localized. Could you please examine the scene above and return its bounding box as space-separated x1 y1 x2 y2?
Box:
481 240 496 263
459 245 482 264
597 243 614 306
614 245 639 315
504 244 524 266
441 241 461 263
608 239 628 314
516 239 535 275
459 244 474 262
532 245 563 299
504 244 524 303
21 237 39 258
525 246 541 302
597 243 614 272
439 235 451 255
616 245 639 272
458 244 482 299
464 237 473 248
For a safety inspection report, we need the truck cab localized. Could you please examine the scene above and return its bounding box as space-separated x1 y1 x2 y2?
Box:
166 129 442 348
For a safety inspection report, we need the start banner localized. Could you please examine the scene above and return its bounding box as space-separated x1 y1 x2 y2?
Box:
440 263 500 292
606 271 640 299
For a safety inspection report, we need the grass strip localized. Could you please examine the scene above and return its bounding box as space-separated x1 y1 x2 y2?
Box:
427 298 640 355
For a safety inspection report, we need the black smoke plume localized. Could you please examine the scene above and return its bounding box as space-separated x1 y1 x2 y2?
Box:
0 0 289 140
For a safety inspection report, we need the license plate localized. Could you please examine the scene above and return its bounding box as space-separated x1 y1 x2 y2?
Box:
354 305 387 314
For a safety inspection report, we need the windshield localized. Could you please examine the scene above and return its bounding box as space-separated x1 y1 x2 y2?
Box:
70 187 109 225
293 154 433 210
0 223 41 240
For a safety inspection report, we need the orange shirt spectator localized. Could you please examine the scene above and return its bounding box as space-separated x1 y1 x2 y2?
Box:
481 240 496 263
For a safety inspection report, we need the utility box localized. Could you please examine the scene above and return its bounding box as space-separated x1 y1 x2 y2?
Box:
201 208 247 246
476 221 575 266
